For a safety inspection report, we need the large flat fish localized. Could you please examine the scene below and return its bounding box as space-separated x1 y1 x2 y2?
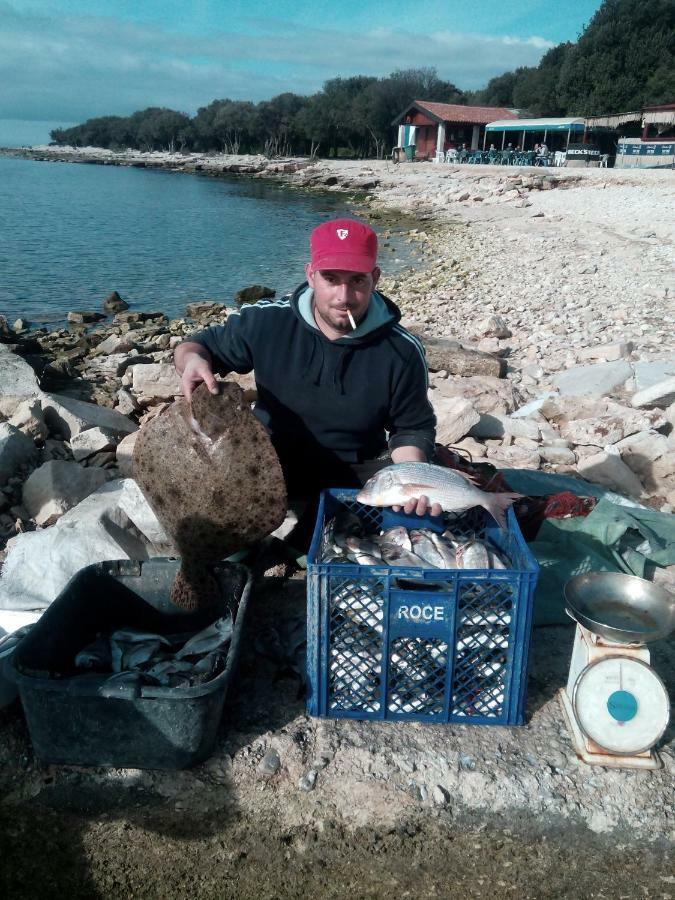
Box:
134 382 287 609
356 462 521 530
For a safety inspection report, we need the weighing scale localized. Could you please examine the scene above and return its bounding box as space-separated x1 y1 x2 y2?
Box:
559 572 674 769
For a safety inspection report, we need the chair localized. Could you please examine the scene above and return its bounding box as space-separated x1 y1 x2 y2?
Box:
445 149 458 163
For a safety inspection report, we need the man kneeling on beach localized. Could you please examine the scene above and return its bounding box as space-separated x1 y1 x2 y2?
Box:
174 217 439 548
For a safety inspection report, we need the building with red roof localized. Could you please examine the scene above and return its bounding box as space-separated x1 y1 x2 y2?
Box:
392 100 519 160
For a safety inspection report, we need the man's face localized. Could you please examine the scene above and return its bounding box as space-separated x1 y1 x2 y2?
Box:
305 265 380 337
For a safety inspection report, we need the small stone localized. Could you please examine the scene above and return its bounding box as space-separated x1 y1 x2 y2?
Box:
258 748 281 776
458 754 475 771
432 785 449 806
298 770 317 792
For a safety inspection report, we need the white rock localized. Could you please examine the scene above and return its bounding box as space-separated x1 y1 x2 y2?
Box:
117 478 172 548
22 460 110 526
94 333 138 355
452 437 487 458
41 393 138 440
576 449 644 498
486 446 540 469
0 343 41 398
70 427 120 461
0 479 150 610
553 360 633 397
8 399 48 442
539 446 576 465
631 376 675 410
131 363 182 405
577 342 633 362
115 388 138 416
115 431 139 477
431 396 480 445
632 360 675 391
432 375 517 414
470 413 540 441
0 423 38 483
510 393 558 419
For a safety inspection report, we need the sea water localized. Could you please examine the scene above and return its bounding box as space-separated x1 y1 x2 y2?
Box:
0 155 411 328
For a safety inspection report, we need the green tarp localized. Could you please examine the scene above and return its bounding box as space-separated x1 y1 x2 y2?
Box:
502 470 675 626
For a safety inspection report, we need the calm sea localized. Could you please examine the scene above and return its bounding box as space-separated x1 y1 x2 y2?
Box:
0 156 410 328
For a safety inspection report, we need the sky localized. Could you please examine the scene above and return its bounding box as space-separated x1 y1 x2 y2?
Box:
0 0 604 145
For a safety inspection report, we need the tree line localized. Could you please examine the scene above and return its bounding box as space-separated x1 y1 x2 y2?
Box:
50 69 464 158
51 0 674 157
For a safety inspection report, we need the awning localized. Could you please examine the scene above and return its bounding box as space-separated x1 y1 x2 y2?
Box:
643 109 675 127
584 111 642 129
485 117 585 133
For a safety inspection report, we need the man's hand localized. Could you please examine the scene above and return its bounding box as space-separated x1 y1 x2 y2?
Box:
389 446 442 518
174 342 219 402
397 495 443 518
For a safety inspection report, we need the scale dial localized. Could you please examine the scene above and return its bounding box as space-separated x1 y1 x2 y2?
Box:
573 656 670 755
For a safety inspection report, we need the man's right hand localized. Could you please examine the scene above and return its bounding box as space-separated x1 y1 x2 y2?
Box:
174 342 219 402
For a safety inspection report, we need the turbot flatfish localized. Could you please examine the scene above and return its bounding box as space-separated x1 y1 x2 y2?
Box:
134 382 287 609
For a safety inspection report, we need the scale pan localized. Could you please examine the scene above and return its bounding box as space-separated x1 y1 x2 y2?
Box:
564 572 675 644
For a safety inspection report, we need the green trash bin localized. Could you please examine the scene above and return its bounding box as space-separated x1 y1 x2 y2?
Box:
404 144 415 161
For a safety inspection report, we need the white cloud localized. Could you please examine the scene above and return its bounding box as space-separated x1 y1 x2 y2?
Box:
0 3 553 121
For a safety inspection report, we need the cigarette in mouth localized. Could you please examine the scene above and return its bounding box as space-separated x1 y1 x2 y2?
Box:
347 310 357 330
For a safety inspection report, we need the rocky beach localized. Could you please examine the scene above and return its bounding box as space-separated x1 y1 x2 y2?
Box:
1 147 674 896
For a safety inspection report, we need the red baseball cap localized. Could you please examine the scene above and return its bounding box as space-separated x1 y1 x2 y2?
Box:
310 218 378 272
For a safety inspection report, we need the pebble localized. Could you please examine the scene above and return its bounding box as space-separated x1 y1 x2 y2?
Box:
258 749 281 776
298 770 317 792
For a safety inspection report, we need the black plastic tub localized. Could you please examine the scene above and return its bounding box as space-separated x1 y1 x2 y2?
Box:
11 558 251 770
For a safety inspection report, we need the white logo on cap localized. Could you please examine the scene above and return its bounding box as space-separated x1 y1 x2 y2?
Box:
336 229 349 240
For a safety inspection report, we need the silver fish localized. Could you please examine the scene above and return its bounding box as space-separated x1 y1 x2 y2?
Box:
357 463 521 529
409 529 445 568
429 531 458 568
456 539 490 569
380 541 425 567
345 535 382 559
379 526 412 551
346 550 381 566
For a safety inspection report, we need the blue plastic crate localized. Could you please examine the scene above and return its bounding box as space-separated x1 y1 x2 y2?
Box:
306 489 540 725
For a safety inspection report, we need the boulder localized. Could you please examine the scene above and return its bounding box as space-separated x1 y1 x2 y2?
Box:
452 437 487 458
577 449 644 498
22 460 110 526
0 315 14 342
631 377 675 410
632 359 675 392
131 363 182 405
0 423 38 483
539 445 576 466
234 285 276 306
552 360 633 397
93 332 138 355
476 315 511 339
617 433 672 491
431 396 480 445
185 301 227 319
114 388 138 416
8 399 49 442
510 393 558 419
67 310 107 324
0 343 41 398
577 342 633 362
113 311 166 325
70 427 120 461
432 375 518 415
486 445 541 469
0 480 149 610
469 413 540 441
423 337 504 378
41 393 137 440
102 291 129 313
